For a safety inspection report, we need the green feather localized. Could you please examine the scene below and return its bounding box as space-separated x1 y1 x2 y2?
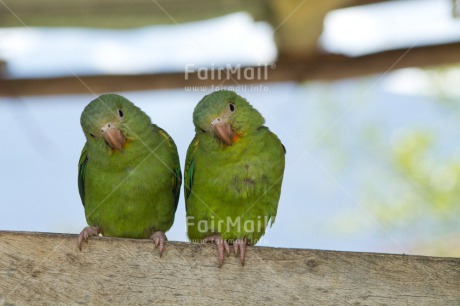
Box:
185 90 285 245
78 144 88 206
172 166 182 212
79 94 181 238
184 137 198 202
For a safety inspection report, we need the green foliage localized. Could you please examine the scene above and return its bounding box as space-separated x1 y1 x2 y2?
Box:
391 130 460 217
307 66 460 256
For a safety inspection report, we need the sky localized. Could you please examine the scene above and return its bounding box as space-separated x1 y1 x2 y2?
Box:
322 0 460 56
0 0 459 257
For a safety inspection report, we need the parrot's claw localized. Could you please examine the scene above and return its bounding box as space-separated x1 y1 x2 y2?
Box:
233 238 247 266
203 234 230 267
150 231 167 257
78 226 101 251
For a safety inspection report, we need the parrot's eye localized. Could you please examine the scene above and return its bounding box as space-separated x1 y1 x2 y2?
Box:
89 132 96 138
118 109 124 118
229 103 235 112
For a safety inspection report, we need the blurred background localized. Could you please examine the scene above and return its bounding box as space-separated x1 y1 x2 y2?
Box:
0 0 459 257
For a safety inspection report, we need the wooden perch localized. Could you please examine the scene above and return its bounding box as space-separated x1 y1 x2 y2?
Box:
1 231 459 305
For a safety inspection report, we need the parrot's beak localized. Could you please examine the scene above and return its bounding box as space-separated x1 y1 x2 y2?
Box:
102 127 126 152
212 121 234 146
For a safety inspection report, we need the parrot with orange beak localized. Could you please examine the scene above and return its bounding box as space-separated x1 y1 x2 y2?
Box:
78 94 181 256
184 90 285 267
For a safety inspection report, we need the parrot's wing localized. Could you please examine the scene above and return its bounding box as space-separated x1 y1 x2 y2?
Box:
184 136 199 212
264 127 286 155
268 128 286 226
157 126 182 212
172 166 182 213
78 143 89 207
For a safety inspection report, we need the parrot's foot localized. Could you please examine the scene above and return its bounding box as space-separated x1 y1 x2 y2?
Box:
233 238 247 266
203 234 230 267
150 231 167 257
78 226 101 251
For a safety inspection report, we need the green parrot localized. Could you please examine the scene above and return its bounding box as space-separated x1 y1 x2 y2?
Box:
184 90 285 267
78 94 181 256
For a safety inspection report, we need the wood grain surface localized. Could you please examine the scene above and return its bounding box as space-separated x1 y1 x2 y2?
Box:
0 231 459 305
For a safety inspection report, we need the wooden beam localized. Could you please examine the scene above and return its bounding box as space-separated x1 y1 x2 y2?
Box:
454 0 460 18
1 231 459 305
265 0 397 57
0 0 395 28
266 0 349 57
1 42 460 97
0 0 268 28
342 0 395 7
0 60 6 77
276 41 460 81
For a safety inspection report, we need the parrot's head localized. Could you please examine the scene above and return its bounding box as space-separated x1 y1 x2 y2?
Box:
193 90 265 146
81 94 151 152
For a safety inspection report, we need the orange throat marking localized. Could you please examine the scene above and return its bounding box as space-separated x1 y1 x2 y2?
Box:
232 134 240 144
123 137 131 147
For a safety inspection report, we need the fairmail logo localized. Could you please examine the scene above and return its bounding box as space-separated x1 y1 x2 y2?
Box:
184 63 275 81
